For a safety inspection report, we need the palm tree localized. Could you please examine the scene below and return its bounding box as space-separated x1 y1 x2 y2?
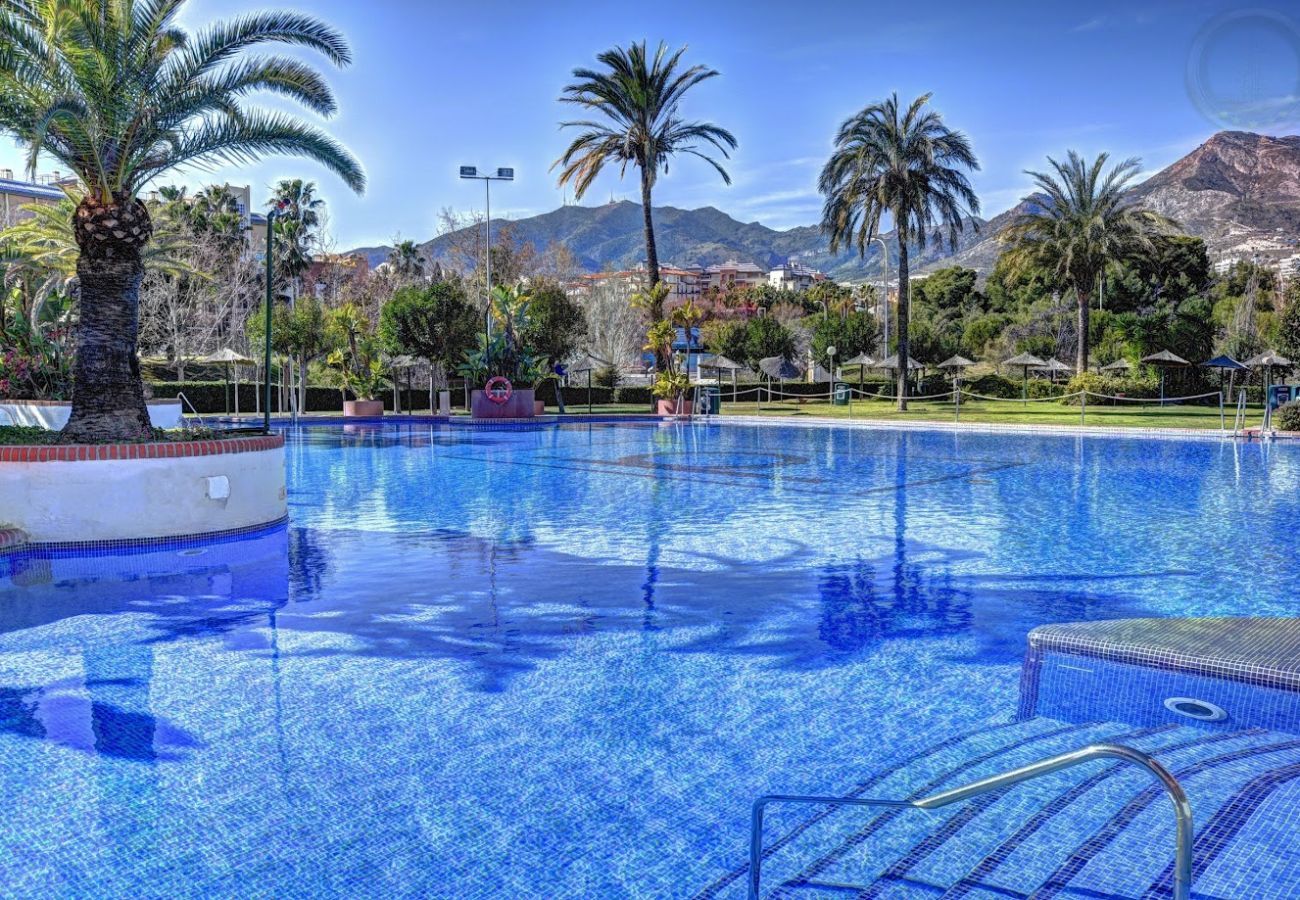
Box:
1000 151 1176 371
387 240 426 279
269 179 324 297
554 41 736 290
0 0 364 441
819 93 980 410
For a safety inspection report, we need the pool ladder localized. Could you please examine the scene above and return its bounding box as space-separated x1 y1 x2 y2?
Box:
1231 389 1248 436
748 742 1193 900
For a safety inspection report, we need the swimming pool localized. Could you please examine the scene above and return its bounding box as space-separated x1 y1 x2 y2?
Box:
1 421 1297 897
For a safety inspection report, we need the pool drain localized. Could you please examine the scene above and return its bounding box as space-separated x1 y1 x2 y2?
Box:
1163 696 1227 722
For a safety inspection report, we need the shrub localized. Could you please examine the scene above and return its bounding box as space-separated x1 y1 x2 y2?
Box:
964 373 1022 399
1027 379 1066 399
613 385 654 405
1275 401 1300 432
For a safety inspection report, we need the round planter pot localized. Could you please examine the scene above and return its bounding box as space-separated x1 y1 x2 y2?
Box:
657 399 694 416
343 399 384 417
0 435 287 543
534 400 546 416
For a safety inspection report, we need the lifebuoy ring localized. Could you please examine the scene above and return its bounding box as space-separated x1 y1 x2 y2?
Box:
484 376 513 405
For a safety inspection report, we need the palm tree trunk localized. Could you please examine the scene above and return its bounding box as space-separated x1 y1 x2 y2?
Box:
640 169 668 382
61 196 154 443
640 170 659 288
895 236 911 412
1075 282 1091 373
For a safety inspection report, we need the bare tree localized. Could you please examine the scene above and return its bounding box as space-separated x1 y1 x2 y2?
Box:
579 280 644 369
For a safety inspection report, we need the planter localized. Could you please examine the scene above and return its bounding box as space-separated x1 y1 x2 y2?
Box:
470 389 536 419
0 435 287 543
657 399 694 416
534 400 546 416
343 399 384 417
1 398 183 430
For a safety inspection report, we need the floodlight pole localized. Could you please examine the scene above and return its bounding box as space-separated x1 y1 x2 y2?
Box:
459 166 514 353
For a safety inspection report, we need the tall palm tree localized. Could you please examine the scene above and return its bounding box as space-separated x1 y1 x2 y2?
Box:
819 93 980 410
269 178 324 297
1000 151 1176 371
553 41 736 290
387 239 426 278
0 1 364 441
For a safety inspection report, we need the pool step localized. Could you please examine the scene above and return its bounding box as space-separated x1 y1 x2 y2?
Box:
705 717 1300 899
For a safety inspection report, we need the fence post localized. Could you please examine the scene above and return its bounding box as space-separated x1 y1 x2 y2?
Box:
1218 391 1225 432
1081 391 1087 427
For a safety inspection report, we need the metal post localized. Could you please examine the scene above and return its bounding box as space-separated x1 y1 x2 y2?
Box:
484 178 492 344
262 207 278 433
1081 390 1087 426
871 236 890 354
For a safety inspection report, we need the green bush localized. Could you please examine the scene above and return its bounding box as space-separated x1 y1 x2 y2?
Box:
964 374 1022 399
1062 373 1164 405
1027 379 1066 399
1275 401 1300 432
613 385 654 405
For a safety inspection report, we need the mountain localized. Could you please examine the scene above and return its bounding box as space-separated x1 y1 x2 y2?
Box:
346 131 1300 280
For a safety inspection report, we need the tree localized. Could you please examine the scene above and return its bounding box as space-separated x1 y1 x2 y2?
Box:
553 41 736 289
809 311 880 371
386 239 428 279
521 281 587 369
819 93 980 409
378 280 479 389
270 179 325 299
1000 151 1177 373
578 280 643 370
0 1 363 441
745 316 796 368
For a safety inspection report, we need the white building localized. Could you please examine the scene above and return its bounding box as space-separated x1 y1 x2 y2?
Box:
768 261 827 291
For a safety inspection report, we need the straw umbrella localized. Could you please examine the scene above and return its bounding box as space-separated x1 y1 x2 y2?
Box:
1202 354 1248 403
844 351 875 392
937 355 974 398
199 348 256 415
1003 352 1047 401
1245 350 1294 414
875 354 925 396
759 356 804 403
1100 358 1132 374
1037 358 1073 384
1141 349 1190 403
700 354 743 391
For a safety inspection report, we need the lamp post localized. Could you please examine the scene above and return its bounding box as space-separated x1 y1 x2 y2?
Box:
826 345 837 402
262 200 289 433
459 166 514 350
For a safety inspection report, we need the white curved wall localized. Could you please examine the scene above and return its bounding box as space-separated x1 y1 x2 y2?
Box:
1 401 184 430
0 442 285 543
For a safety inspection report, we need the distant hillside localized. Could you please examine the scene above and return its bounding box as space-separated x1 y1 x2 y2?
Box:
346 131 1300 280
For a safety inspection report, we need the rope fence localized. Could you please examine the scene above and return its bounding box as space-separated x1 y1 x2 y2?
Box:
703 384 1253 432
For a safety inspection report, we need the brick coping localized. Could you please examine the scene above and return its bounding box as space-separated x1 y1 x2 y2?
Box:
0 433 283 462
1 398 178 406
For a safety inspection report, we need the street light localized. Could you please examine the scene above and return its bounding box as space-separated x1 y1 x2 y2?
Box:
459 166 514 345
826 345 837 402
262 199 289 433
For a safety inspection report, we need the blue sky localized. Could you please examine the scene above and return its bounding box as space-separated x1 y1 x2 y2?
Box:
3 0 1298 249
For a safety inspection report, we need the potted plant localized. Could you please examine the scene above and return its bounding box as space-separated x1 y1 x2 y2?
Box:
646 319 693 415
326 303 388 417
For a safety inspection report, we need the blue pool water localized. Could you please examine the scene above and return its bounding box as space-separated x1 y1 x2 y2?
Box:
1 421 1298 898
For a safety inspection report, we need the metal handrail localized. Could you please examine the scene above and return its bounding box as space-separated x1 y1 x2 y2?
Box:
1232 389 1248 436
749 742 1193 900
174 391 206 429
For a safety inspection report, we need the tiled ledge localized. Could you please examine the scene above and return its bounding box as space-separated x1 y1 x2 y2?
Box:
0 528 27 553
1028 617 1300 693
0 433 283 463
